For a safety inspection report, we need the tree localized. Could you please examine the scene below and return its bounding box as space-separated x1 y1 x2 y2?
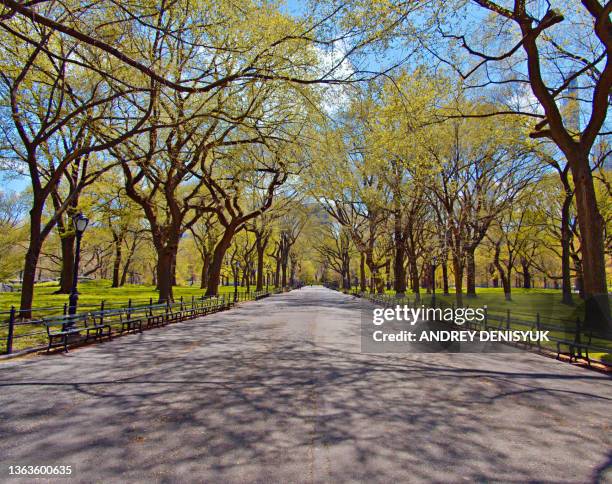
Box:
203 143 301 296
0 26 152 316
0 190 28 281
314 222 355 289
190 214 222 289
487 194 539 300
426 0 611 327
424 101 537 304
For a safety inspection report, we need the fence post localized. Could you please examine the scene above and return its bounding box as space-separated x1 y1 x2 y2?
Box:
63 303 67 315
127 299 132 320
149 297 153 307
180 296 184 311
192 295 195 309
100 301 105 325
506 309 510 330
6 306 15 355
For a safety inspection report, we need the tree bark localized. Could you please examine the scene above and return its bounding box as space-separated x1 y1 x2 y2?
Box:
493 243 511 301
206 228 235 296
119 259 131 287
466 248 476 297
156 246 175 303
170 252 177 287
568 151 609 327
408 258 420 302
200 252 210 289
521 258 532 289
274 256 281 288
281 258 288 288
19 201 46 318
255 242 266 291
393 226 407 295
441 260 449 295
359 252 366 292
56 233 75 293
560 193 574 305
452 254 463 306
111 233 122 288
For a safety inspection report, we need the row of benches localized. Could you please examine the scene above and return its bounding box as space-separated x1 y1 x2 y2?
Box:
43 296 235 353
483 313 611 367
354 290 611 367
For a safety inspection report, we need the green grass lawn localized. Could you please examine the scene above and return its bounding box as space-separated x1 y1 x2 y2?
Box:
0 280 267 353
0 279 258 314
372 287 608 325
352 287 612 363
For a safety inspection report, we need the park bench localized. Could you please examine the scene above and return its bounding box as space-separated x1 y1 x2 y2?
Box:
114 308 144 334
164 305 183 324
44 313 111 353
553 324 612 367
179 306 196 321
146 304 168 328
194 300 212 316
254 290 271 300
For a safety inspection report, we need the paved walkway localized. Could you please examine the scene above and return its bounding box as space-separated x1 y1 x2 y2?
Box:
0 286 610 483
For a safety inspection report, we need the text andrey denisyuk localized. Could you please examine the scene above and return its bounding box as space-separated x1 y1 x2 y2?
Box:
371 305 550 343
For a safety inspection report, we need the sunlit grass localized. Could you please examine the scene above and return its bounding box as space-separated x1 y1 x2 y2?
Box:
0 279 254 314
0 280 267 353
368 287 606 324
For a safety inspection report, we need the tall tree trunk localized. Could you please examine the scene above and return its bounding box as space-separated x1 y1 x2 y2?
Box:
170 252 177 287
200 262 208 289
408 258 420 302
119 259 131 287
256 244 265 291
503 267 512 301
343 253 351 290
111 233 122 288
393 246 407 295
156 246 176 303
394 225 407 295
206 228 235 296
521 258 531 289
466 248 476 297
573 257 585 300
200 252 211 289
569 151 610 329
560 192 574 305
244 267 250 292
452 254 463 306
56 234 75 294
274 257 281 288
290 260 296 288
359 252 366 292
19 202 45 319
281 259 288 288
442 260 449 295
493 243 511 301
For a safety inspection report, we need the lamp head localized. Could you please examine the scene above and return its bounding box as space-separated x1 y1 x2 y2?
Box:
73 213 89 234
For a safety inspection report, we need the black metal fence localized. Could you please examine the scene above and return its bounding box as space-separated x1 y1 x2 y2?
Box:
1 288 281 355
344 288 612 367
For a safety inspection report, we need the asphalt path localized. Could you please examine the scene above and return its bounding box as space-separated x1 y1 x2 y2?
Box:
0 286 610 483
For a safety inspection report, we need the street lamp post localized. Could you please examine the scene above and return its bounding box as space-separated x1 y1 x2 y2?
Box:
68 213 89 318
